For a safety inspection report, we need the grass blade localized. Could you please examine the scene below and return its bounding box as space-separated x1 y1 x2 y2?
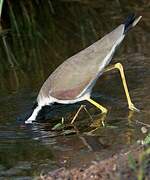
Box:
0 0 4 18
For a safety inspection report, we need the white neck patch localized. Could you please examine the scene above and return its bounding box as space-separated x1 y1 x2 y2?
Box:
25 105 42 124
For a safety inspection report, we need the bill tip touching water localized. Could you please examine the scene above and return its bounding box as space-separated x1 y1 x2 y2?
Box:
24 14 142 124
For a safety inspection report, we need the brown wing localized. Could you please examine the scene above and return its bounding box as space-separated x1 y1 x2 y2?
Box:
38 25 124 100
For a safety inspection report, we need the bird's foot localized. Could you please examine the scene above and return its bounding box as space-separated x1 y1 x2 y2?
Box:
129 103 140 112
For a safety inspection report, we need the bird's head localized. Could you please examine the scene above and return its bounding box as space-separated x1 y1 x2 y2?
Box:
17 101 48 124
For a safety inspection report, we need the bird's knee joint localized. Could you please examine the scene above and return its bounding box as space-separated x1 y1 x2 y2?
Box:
115 63 123 70
101 107 108 114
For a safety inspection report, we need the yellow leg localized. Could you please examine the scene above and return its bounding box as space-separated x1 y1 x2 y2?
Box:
71 105 84 124
104 63 139 112
86 98 108 114
71 105 93 124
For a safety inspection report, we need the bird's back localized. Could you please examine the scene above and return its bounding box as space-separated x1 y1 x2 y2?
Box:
38 25 124 101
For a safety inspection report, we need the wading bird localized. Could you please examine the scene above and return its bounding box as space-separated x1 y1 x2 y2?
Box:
25 14 141 124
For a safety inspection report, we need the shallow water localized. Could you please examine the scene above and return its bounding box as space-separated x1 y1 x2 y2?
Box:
0 0 150 178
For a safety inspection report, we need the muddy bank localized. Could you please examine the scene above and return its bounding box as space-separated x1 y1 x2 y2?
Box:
40 144 150 180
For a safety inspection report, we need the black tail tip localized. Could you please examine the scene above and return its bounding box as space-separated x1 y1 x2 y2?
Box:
124 13 142 33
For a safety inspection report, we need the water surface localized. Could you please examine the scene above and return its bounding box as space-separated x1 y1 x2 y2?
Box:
0 0 149 178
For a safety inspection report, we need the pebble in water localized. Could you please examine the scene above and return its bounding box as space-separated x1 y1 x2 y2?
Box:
141 126 148 134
